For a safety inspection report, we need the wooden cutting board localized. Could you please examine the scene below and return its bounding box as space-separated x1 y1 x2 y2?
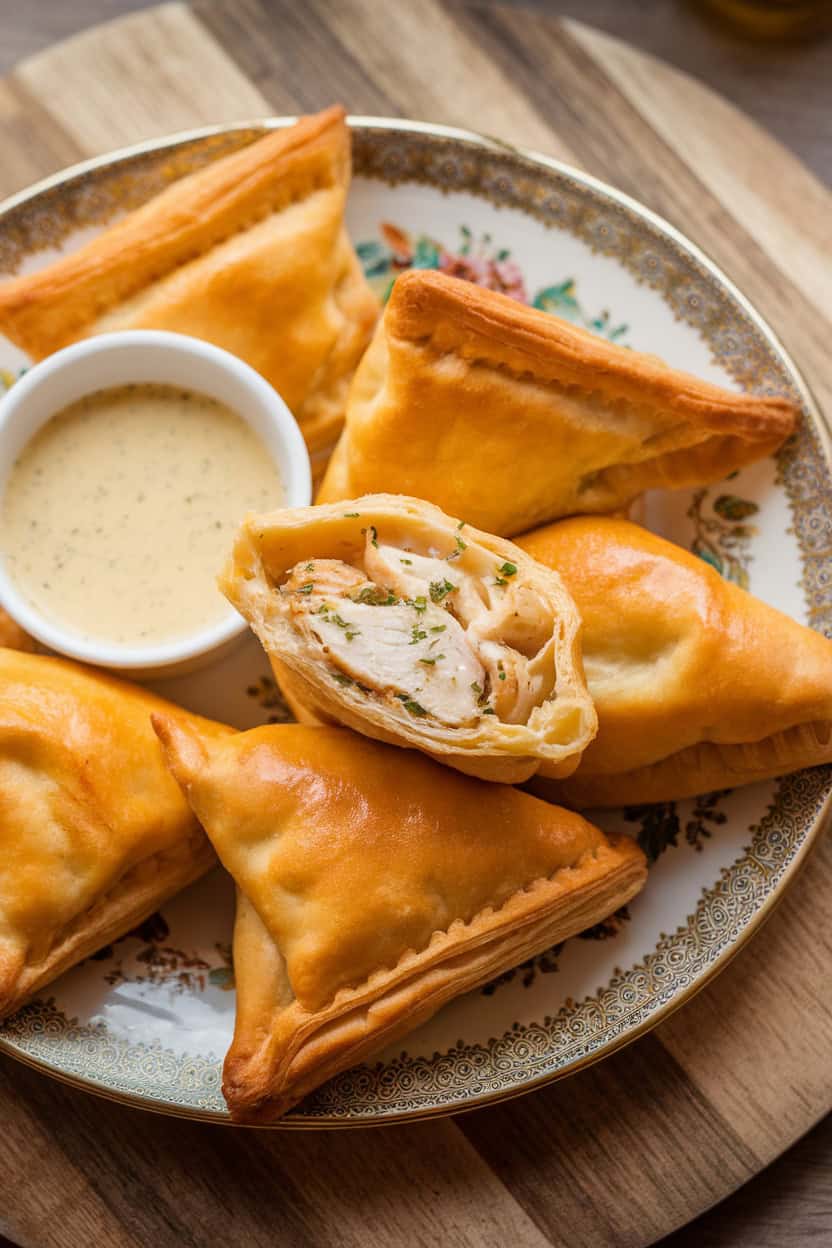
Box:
0 5 830 1247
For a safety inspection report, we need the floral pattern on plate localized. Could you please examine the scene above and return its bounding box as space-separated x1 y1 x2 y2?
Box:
357 222 630 343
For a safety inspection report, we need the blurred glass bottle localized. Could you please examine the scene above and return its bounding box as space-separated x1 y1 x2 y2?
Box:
698 0 832 38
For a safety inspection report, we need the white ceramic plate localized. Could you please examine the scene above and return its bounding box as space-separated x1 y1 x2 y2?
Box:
0 118 829 1126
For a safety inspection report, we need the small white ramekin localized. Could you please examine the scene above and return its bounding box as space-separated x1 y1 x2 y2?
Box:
0 330 311 677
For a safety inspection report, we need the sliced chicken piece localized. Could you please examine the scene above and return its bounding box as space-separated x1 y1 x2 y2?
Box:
283 558 485 726
468 579 556 659
363 542 461 599
284 559 366 602
364 534 558 722
464 581 557 721
363 541 486 622
476 638 551 724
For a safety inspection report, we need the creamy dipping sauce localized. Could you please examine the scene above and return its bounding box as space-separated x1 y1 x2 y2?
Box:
1 383 284 646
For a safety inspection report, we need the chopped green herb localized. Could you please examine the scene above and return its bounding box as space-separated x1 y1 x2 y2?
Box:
406 595 428 613
498 664 507 681
297 582 315 595
471 679 491 709
481 707 497 715
369 525 379 547
457 519 466 530
447 534 467 560
400 557 413 565
402 698 428 717
429 578 455 603
410 624 428 645
418 656 439 666
327 612 360 639
305 562 315 572
332 673 354 686
495 576 507 587
343 512 360 518
429 624 447 633
352 586 398 606
498 561 518 577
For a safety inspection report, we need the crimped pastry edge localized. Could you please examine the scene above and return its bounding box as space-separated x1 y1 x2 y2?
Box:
223 835 646 1122
0 106 350 358
0 830 216 1021
534 720 832 808
386 269 798 446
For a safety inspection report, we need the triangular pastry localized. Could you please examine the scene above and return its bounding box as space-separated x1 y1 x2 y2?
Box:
0 106 379 459
318 269 798 536
0 649 230 1020
516 517 832 805
220 493 598 783
153 717 647 1122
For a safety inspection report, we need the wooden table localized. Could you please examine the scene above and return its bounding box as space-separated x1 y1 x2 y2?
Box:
0 4 830 1246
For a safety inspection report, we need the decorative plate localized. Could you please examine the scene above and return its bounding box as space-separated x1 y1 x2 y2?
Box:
0 119 829 1127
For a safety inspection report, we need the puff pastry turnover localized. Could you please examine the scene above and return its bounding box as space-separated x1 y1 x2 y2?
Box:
0 106 379 460
154 717 647 1122
0 649 230 1020
517 517 832 805
318 269 798 535
220 493 598 783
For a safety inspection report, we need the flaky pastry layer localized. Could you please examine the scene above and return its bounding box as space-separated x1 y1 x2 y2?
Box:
220 493 597 782
0 832 215 1020
533 721 832 807
0 648 230 1018
517 516 832 805
226 837 643 1122
0 106 379 454
318 269 798 535
154 717 647 1122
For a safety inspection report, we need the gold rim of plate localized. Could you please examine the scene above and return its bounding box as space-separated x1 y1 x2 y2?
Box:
0 117 829 1129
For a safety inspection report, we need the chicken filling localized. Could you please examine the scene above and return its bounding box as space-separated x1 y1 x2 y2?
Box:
280 529 557 728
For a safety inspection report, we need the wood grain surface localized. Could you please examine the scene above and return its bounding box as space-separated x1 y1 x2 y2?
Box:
0 4 830 1247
